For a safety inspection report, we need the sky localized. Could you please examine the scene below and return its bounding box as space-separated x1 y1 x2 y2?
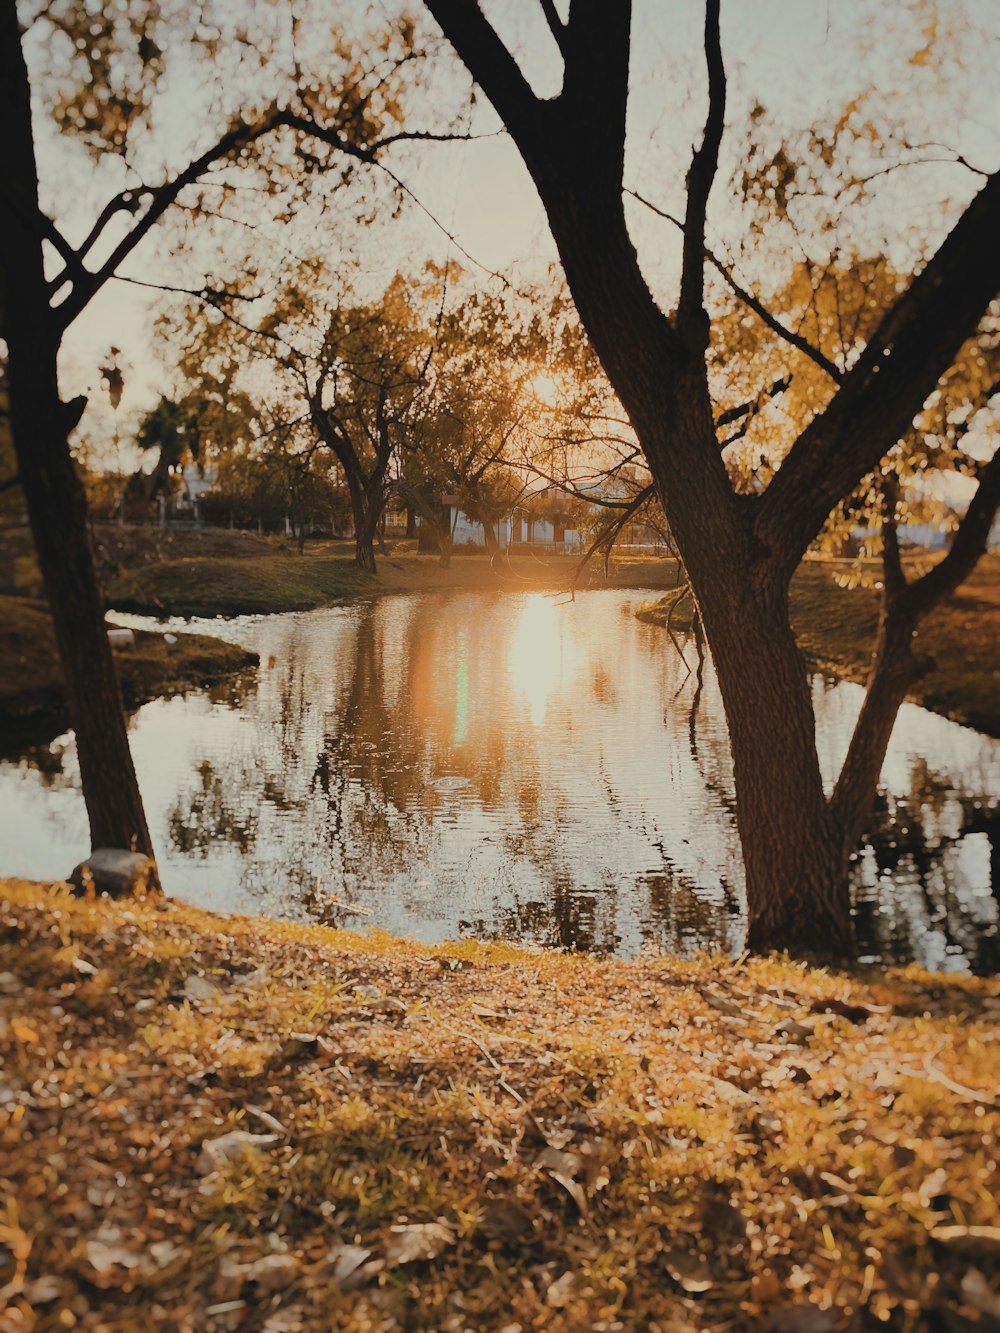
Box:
22 0 1000 465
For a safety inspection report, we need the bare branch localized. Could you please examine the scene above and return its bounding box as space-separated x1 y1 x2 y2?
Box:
627 187 843 382
905 447 1000 617
677 0 725 342
879 474 907 607
537 0 568 54
571 482 656 588
714 374 791 440
423 0 542 143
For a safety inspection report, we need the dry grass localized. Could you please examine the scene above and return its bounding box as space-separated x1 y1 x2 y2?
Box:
1 880 997 1331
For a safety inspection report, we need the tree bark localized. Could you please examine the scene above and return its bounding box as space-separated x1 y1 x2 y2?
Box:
1 6 154 859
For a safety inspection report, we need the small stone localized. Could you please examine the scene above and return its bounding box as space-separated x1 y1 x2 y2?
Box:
69 849 158 898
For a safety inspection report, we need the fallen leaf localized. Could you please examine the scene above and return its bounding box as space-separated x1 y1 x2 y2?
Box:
384 1221 455 1266
702 989 744 1018
245 1253 299 1292
535 1146 583 1178
325 1243 374 1286
961 1267 1000 1319
246 1104 289 1135
86 1229 143 1275
233 966 268 991
809 997 878 1023
22 1275 63 1304
196 1130 278 1174
774 1017 815 1043
546 1270 582 1307
149 1239 184 1269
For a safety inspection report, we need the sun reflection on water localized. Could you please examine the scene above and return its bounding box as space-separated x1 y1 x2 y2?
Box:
506 595 582 727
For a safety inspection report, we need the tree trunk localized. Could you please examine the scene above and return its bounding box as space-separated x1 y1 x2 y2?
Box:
466 494 500 554
830 607 921 861
1 6 154 861
711 587 854 958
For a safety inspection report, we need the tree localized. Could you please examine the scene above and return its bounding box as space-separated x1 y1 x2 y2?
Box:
1 0 448 859
309 273 438 573
423 0 1000 958
397 288 547 562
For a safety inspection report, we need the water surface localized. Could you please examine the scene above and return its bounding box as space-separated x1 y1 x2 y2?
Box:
1 590 997 971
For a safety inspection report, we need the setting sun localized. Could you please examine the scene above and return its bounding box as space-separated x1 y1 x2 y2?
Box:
529 371 561 406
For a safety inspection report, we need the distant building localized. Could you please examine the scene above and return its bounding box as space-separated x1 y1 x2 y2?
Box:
439 504 580 551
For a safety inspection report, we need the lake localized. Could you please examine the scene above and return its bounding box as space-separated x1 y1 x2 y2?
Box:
1 589 998 971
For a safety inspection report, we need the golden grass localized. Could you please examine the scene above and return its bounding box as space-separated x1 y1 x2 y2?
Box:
1 879 997 1330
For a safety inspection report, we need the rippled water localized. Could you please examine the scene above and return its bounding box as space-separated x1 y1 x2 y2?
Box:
1 589 997 971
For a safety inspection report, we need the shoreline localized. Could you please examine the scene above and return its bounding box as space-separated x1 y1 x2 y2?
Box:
2 535 997 740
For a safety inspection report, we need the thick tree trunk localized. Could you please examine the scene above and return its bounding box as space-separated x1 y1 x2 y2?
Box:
621 373 855 955
1 6 154 860
343 478 380 574
16 428 155 856
710 587 853 958
355 530 377 574
425 0 1000 960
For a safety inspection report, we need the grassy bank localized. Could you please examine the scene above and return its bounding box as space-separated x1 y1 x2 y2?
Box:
0 596 257 746
106 545 685 616
108 554 376 617
638 555 1000 737
0 880 997 1330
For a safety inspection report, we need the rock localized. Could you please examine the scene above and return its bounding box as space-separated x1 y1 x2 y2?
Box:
930 1224 1000 1262
182 974 219 1005
107 627 135 649
69 849 158 897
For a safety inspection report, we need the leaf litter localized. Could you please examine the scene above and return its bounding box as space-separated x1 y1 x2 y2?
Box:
0 877 997 1330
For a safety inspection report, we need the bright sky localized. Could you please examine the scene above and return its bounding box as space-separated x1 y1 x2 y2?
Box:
27 0 1000 460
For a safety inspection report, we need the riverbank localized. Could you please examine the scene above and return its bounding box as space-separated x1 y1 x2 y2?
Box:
2 523 997 735
637 554 1000 737
0 878 997 1330
105 545 683 617
0 525 680 617
0 596 257 750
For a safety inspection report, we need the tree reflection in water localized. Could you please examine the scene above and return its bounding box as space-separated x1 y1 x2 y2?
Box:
1 590 997 971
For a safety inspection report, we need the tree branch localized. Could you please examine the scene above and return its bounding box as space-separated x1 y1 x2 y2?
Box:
714 374 791 436
677 0 725 343
756 168 1000 577
904 447 1000 618
880 473 907 607
537 0 568 54
423 0 542 143
627 187 843 382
